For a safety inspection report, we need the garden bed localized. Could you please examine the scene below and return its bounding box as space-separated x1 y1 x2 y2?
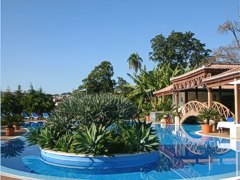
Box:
41 149 160 172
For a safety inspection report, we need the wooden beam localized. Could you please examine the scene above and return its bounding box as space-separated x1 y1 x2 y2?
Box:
154 96 158 109
162 95 165 103
185 91 188 103
208 88 213 108
205 74 240 88
175 93 179 115
234 79 240 123
219 86 222 103
195 87 199 101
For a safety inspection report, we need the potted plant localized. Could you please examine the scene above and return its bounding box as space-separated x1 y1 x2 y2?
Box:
198 107 219 133
13 114 24 130
1 113 15 136
142 102 153 123
155 99 175 124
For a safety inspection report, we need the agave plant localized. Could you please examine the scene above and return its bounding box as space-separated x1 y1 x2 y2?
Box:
109 121 138 153
45 114 79 135
27 127 61 149
26 128 41 146
53 134 75 153
72 123 111 155
26 93 160 155
51 93 137 129
113 120 159 153
133 120 159 152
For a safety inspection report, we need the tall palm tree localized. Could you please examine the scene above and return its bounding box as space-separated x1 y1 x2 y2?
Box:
127 53 143 73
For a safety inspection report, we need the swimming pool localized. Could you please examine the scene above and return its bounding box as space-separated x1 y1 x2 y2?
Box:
1 124 240 179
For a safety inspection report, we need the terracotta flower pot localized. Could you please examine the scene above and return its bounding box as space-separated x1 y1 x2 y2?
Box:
201 124 213 134
146 116 150 123
5 127 14 136
14 125 20 130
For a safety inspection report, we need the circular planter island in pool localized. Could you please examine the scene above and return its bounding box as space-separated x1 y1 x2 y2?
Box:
41 149 160 173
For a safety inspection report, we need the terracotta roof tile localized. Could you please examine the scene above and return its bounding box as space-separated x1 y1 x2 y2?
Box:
171 63 239 81
203 67 240 82
153 85 173 95
205 64 240 69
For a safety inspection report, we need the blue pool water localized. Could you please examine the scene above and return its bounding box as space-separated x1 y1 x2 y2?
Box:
1 124 240 180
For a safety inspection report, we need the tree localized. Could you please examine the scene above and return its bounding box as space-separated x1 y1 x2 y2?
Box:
213 46 240 63
114 77 133 96
1 85 55 115
149 31 212 69
14 85 24 114
127 53 143 73
1 89 17 114
218 20 240 48
213 20 240 63
79 61 116 94
127 63 184 113
22 85 55 114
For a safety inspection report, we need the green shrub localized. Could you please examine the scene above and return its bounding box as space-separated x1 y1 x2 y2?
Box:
53 93 137 129
27 93 159 156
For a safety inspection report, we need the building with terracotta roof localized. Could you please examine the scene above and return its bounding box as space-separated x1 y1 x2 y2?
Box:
154 63 240 125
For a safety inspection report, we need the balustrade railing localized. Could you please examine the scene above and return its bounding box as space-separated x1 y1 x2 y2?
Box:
180 101 234 122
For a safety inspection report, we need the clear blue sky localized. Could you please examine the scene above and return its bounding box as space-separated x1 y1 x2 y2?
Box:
2 0 239 94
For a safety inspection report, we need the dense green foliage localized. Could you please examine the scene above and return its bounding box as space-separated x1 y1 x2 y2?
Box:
22 85 55 114
127 63 184 114
155 98 176 121
79 61 116 94
115 121 159 153
51 93 137 128
28 121 159 156
76 31 212 117
114 77 133 96
27 93 159 155
149 31 211 69
1 112 23 128
1 89 23 114
1 85 55 115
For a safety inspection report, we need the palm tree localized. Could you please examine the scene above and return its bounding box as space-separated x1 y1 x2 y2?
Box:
127 53 143 73
127 63 185 114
